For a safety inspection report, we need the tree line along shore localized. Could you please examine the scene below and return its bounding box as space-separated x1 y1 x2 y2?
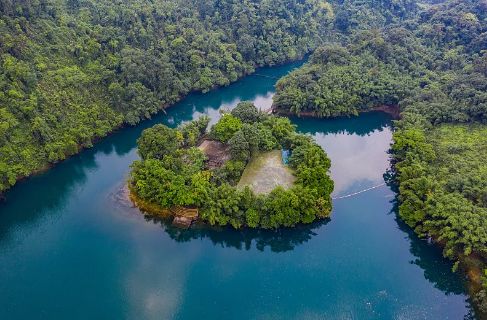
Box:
271 0 486 315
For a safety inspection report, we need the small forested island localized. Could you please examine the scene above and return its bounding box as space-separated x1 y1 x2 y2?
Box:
129 102 334 229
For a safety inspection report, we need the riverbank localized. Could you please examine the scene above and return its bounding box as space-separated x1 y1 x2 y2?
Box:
428 235 486 318
128 185 172 218
272 104 401 120
274 106 486 318
392 123 487 318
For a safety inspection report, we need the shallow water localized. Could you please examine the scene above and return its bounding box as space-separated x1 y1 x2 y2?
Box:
0 62 475 319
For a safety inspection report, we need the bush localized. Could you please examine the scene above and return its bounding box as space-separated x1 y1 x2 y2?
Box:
231 101 262 123
228 130 251 162
210 114 243 143
179 116 210 147
137 124 182 160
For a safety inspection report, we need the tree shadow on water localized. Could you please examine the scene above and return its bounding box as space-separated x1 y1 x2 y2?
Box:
389 197 477 318
291 111 393 137
144 215 330 253
383 169 478 320
0 147 99 242
384 169 468 295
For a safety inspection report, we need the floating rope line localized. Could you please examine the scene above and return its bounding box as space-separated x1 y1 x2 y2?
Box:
332 183 386 200
253 73 279 80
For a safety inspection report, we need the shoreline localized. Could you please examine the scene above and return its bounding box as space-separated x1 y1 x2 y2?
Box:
127 184 173 218
430 235 486 318
272 104 401 119
128 185 200 228
271 105 486 317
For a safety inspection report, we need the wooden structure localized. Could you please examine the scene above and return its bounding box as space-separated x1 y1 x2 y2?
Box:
171 207 199 229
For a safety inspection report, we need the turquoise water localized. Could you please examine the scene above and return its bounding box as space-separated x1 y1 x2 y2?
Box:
0 62 475 319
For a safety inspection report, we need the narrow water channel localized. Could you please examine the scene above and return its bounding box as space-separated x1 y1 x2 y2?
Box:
0 62 474 319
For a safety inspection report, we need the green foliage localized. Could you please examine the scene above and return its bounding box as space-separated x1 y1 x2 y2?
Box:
209 114 242 143
331 0 417 33
374 5 487 307
271 0 487 309
274 0 487 122
179 116 210 147
273 32 420 117
477 271 487 313
212 160 247 186
392 124 487 266
231 101 262 123
228 130 251 163
0 0 426 193
262 116 296 145
130 111 334 229
226 119 282 163
137 124 182 160
0 0 335 193
290 143 333 197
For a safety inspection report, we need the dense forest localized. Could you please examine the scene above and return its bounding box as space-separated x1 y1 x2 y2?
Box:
0 0 338 193
273 0 487 314
129 102 334 228
393 122 487 313
273 0 487 120
0 0 428 194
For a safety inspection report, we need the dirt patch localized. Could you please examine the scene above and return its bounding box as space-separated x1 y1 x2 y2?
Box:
198 139 231 169
237 150 296 194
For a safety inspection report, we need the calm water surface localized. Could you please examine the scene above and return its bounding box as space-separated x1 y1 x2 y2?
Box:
0 62 475 319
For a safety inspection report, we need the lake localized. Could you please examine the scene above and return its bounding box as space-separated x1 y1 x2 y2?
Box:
0 61 475 319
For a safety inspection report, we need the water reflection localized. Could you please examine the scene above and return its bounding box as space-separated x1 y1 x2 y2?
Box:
0 147 97 243
145 215 330 253
98 61 303 157
382 173 475 317
0 61 304 241
135 111 394 251
294 112 393 196
291 112 392 136
391 198 476 319
384 175 469 296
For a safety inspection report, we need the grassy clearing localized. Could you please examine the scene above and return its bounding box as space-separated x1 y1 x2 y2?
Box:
237 150 295 194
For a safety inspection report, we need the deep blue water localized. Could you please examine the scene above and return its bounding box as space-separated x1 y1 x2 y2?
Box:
0 62 475 319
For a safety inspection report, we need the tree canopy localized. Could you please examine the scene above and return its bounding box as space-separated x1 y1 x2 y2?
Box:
273 0 487 122
0 0 338 193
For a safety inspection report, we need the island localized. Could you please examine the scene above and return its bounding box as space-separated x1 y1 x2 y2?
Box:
128 102 334 229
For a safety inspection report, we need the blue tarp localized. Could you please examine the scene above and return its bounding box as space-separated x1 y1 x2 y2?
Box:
281 149 290 165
